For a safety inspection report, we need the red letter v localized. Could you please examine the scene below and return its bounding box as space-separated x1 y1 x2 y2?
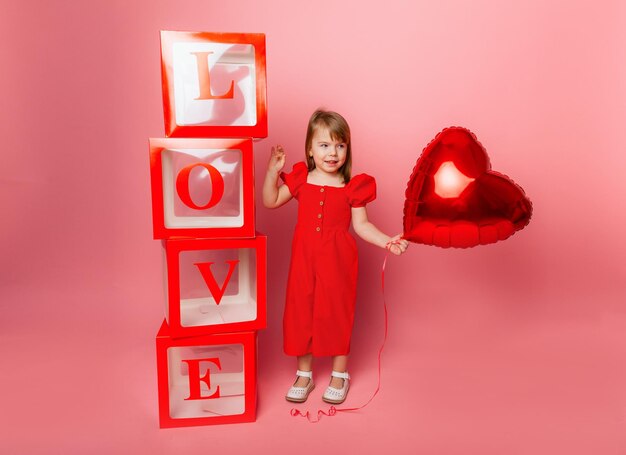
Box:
194 260 239 305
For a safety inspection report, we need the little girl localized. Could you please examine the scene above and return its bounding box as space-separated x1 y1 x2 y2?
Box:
263 110 408 404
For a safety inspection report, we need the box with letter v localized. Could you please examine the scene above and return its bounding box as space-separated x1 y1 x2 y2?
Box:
162 235 266 338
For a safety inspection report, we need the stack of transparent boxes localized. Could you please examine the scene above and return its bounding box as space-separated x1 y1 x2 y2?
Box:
148 31 268 428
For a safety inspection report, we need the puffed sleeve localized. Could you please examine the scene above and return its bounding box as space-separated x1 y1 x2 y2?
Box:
280 161 308 199
347 174 377 207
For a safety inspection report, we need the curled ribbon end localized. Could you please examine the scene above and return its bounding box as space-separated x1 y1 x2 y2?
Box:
290 408 309 418
290 406 339 423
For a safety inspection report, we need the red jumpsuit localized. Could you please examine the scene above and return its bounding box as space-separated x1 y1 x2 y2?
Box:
280 162 376 356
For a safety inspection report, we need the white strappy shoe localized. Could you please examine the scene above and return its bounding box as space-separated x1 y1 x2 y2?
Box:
285 370 315 403
322 371 350 404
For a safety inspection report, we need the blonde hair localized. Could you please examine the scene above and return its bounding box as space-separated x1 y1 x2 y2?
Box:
305 109 352 183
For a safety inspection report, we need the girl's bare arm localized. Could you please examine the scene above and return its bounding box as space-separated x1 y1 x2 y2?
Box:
351 206 408 255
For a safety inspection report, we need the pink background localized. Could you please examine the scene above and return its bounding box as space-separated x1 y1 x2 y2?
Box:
1 0 625 453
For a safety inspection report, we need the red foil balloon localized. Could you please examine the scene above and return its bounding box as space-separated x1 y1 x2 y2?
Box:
403 127 532 248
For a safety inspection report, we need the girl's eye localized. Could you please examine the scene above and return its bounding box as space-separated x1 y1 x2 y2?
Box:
338 144 346 149
321 144 328 148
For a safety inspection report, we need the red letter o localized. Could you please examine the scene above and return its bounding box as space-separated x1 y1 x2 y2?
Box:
176 163 225 210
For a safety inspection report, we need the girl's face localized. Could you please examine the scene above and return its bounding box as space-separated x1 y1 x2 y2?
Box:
308 127 348 176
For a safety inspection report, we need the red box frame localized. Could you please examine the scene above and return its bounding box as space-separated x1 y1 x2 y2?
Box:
160 30 267 138
156 320 257 428
149 137 255 239
164 235 266 338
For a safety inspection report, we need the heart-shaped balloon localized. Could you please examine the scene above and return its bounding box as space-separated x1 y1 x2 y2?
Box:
403 127 532 248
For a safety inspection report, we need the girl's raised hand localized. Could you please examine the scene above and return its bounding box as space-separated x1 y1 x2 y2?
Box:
387 234 409 256
268 145 286 174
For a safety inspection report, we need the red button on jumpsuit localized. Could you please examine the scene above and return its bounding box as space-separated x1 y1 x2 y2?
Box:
280 162 376 356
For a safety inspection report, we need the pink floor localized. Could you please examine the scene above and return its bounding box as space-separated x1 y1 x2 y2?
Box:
2 259 625 454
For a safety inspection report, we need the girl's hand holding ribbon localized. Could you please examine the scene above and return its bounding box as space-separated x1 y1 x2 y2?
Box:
386 234 409 256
